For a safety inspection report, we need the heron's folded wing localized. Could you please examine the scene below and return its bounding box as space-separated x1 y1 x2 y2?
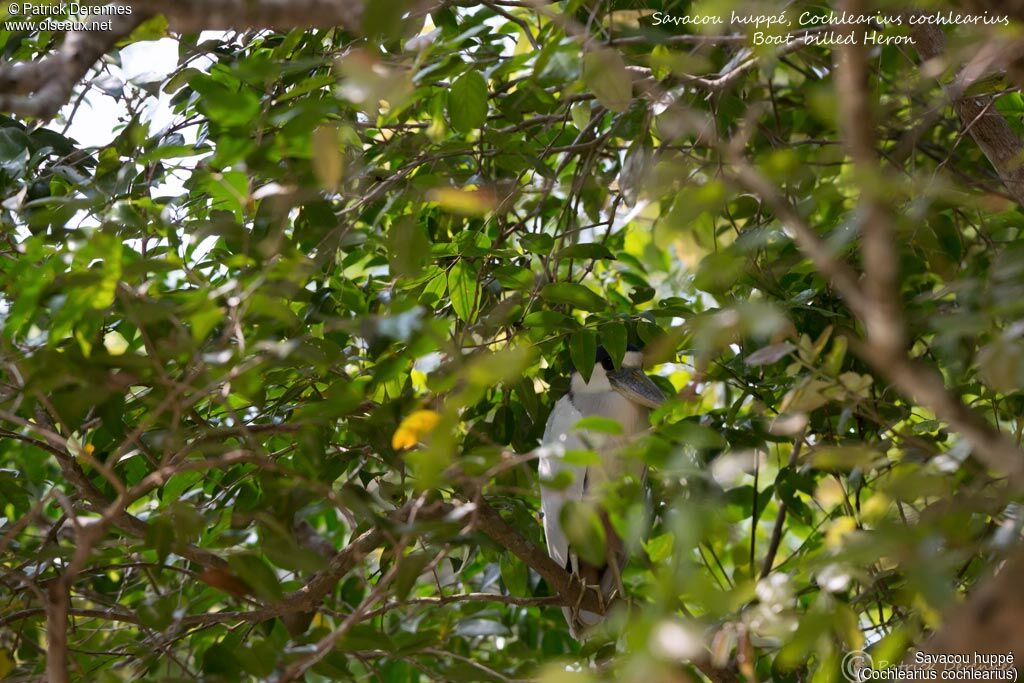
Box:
539 395 587 572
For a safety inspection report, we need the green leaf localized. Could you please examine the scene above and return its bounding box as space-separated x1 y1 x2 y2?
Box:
126 14 168 41
560 500 606 567
600 322 628 369
136 596 175 631
520 233 554 254
448 71 489 133
560 449 601 466
541 283 606 311
0 127 32 173
420 271 448 306
569 328 597 383
260 526 329 573
643 532 674 563
145 516 174 564
571 101 591 131
574 415 623 435
583 49 633 113
190 77 261 128
664 420 726 450
238 642 277 677
823 336 848 376
137 144 212 164
335 625 396 652
227 553 283 601
500 553 529 597
540 469 576 490
362 0 408 39
809 446 881 471
523 310 571 328
387 217 430 278
494 265 534 290
168 502 204 544
393 551 432 601
187 299 224 343
311 124 343 191
448 260 478 322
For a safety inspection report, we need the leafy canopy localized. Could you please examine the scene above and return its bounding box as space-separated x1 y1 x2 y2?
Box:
0 1 1022 681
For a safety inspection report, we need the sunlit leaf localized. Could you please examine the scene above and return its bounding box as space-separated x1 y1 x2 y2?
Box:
448 71 489 133
541 283 606 312
583 48 633 113
427 186 497 216
570 328 597 382
448 260 478 322
392 409 441 450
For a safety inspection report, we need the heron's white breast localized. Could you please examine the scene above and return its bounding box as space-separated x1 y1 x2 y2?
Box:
542 388 648 489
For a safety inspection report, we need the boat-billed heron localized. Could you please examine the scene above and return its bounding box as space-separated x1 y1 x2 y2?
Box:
539 345 665 639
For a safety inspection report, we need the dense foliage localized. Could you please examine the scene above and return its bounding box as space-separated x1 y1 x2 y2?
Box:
1 0 1023 681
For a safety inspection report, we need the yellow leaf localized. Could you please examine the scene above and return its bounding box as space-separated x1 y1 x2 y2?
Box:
426 187 496 216
392 410 441 450
312 124 343 191
103 330 129 356
815 478 846 509
825 516 857 549
0 649 12 678
861 493 892 525
537 663 594 683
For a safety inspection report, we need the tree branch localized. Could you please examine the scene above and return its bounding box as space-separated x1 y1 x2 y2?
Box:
124 0 430 33
909 22 1024 208
469 496 605 614
0 9 145 119
0 0 441 119
45 580 70 683
464 498 744 682
760 433 806 579
836 2 905 357
0 408 227 569
727 155 1024 485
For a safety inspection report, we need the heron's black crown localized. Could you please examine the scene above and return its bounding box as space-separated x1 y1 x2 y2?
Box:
594 344 641 372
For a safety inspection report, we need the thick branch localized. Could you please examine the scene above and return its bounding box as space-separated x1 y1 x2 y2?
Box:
45 581 69 683
470 497 606 614
0 9 145 119
728 160 1024 485
0 0 438 119
837 3 906 356
858 345 1024 485
910 22 1024 208
729 162 868 317
468 498 740 683
124 0 428 32
722 18 1024 483
275 526 385 615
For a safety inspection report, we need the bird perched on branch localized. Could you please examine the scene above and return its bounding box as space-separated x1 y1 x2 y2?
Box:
539 345 665 639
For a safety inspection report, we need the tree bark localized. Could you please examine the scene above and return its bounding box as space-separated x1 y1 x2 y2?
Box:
910 23 1024 208
45 580 70 683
